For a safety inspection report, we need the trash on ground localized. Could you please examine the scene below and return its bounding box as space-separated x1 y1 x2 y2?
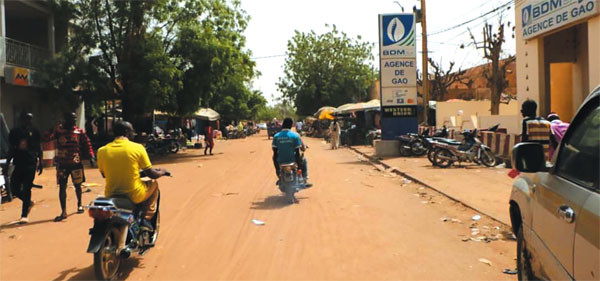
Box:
503 269 518 275
251 219 265 225
451 218 462 224
222 192 238 196
440 217 449 222
472 214 482 221
470 237 482 242
461 236 470 242
421 201 429 204
402 178 412 184
478 258 493 266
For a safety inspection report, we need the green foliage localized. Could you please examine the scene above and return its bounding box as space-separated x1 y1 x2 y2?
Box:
41 0 264 123
255 103 297 122
278 25 377 116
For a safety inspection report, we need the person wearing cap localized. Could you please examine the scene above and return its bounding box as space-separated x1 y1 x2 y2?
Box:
5 112 42 224
546 113 570 159
48 112 95 222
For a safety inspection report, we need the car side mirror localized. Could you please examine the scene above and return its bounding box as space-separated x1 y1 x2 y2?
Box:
511 143 548 173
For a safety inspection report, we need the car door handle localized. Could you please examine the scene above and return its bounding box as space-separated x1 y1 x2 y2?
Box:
557 205 575 223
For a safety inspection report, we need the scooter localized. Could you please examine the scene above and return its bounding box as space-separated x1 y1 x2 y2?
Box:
433 129 497 168
86 170 170 281
278 163 309 204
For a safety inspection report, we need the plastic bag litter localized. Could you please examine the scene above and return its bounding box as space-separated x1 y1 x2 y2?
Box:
251 219 265 225
503 269 518 275
472 214 482 221
478 258 492 266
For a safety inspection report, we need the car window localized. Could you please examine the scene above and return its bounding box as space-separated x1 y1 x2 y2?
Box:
555 101 599 189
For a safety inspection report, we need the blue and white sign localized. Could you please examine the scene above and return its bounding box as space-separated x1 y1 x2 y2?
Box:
378 13 418 139
379 14 416 58
521 0 599 39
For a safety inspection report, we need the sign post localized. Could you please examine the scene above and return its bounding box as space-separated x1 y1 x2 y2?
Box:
378 13 418 140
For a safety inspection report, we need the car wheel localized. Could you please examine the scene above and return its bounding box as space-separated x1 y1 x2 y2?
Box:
517 227 535 281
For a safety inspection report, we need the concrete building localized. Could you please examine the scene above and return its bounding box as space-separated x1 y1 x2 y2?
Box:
0 0 66 131
516 0 599 121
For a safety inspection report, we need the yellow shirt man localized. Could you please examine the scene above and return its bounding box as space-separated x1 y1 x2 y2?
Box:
97 139 152 203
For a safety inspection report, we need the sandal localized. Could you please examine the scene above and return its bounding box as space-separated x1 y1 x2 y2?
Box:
54 215 67 222
77 206 84 214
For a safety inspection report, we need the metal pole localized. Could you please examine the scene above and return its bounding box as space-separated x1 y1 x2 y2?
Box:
421 0 429 125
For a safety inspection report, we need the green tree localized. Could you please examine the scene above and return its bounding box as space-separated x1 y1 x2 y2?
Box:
278 25 377 116
41 0 263 125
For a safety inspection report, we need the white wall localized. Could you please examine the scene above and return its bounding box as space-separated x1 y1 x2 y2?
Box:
436 100 519 130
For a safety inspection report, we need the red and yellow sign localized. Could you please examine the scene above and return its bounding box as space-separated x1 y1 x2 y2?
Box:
13 67 29 86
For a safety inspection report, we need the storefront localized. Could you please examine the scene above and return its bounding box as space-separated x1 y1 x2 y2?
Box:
516 0 600 121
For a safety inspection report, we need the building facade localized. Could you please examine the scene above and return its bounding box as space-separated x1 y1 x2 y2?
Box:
0 0 67 131
516 0 600 121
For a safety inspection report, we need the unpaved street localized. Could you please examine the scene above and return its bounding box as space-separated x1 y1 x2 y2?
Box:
1 132 517 280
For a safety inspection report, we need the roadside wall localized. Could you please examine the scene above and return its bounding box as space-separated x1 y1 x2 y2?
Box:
436 100 519 130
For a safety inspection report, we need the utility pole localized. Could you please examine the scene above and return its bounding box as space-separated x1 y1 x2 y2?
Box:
420 0 429 125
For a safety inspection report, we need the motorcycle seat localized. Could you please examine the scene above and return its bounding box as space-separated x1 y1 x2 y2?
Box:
94 196 136 211
433 138 461 145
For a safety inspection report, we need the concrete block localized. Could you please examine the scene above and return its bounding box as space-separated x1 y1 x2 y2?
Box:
374 140 400 157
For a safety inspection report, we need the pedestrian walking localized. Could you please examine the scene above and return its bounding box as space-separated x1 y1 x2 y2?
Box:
546 113 569 159
49 112 95 222
329 119 341 149
204 123 214 155
5 112 42 224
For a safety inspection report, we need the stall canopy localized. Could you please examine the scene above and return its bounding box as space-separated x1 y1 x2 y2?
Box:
314 106 335 120
334 99 381 115
194 108 220 121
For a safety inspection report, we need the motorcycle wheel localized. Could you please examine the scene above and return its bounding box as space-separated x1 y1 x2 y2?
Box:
480 148 497 167
168 142 179 154
411 140 427 156
427 148 437 165
433 149 454 168
285 186 297 204
94 228 121 281
399 145 412 157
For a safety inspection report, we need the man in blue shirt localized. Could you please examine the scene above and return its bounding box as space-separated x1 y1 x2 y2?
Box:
272 118 311 186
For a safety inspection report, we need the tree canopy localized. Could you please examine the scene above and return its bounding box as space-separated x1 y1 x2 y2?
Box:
41 0 265 124
277 25 377 116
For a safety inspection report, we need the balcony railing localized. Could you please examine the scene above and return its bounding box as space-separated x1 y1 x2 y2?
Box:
2 37 50 69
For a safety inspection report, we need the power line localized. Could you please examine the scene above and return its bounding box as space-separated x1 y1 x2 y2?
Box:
251 54 287 60
429 0 514 36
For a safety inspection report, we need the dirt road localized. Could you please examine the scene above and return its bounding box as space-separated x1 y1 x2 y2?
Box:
1 132 517 280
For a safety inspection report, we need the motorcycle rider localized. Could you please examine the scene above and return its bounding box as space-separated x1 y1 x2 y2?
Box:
272 118 312 187
96 121 168 236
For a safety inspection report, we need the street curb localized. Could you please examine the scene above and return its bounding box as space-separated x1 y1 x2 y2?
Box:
347 146 510 227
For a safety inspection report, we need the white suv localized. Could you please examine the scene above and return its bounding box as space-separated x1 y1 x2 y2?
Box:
509 87 599 280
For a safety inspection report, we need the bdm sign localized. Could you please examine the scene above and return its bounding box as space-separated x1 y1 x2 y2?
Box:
379 13 418 139
521 0 599 39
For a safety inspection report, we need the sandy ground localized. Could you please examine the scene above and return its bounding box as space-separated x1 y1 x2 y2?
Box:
352 145 514 225
1 132 517 280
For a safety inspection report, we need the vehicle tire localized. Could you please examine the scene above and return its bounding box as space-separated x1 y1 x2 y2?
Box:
169 142 179 154
517 227 535 281
285 186 296 204
480 148 497 167
411 140 427 156
433 149 454 168
94 228 121 281
427 148 437 165
399 145 412 157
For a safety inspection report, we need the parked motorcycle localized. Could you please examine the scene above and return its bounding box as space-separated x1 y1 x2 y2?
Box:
86 170 170 280
432 129 497 168
145 136 179 155
397 129 430 156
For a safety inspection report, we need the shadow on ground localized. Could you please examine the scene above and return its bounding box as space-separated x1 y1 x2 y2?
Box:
54 258 141 281
251 195 308 210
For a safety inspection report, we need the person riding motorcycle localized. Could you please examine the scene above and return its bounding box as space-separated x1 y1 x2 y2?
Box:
96 121 169 236
272 118 312 187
